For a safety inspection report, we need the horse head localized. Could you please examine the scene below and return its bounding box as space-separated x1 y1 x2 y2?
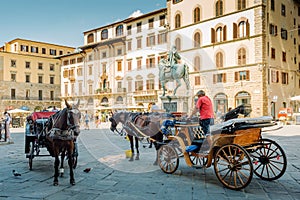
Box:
65 99 81 136
109 111 128 133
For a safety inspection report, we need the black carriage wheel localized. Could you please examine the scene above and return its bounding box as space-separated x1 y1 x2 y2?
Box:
158 145 179 174
250 138 287 181
189 152 207 168
28 141 35 170
214 144 253 190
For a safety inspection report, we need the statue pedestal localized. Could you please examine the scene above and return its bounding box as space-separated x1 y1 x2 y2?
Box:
160 95 190 113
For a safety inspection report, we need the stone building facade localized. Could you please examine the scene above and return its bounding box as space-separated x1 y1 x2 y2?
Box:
0 38 74 112
61 0 300 119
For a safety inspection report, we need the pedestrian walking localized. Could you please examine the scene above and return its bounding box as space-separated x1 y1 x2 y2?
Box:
84 111 90 130
4 112 12 143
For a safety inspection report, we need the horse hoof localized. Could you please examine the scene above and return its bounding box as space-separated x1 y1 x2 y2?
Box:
60 173 64 177
70 180 76 185
53 182 59 186
129 157 134 162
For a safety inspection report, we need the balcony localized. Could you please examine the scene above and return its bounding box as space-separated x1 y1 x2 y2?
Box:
133 90 157 97
95 88 112 94
116 88 126 93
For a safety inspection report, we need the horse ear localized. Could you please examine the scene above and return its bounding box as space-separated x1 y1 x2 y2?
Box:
65 99 71 108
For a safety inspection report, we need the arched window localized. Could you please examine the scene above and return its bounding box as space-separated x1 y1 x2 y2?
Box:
237 0 246 10
194 32 201 47
235 91 251 107
238 21 249 38
175 37 181 51
101 97 108 104
175 14 181 28
194 56 200 71
214 93 228 116
87 97 94 105
216 27 223 42
194 7 200 23
216 52 223 68
216 0 223 17
116 25 123 36
101 29 108 40
238 47 246 65
87 33 94 44
116 96 123 103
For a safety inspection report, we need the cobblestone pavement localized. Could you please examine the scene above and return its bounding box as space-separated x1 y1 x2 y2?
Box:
0 123 299 200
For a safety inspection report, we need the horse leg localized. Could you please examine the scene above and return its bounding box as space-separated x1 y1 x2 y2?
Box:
153 132 163 165
135 137 139 160
183 75 190 95
53 145 60 186
162 82 166 96
173 79 181 96
59 150 65 177
68 142 75 185
128 135 134 161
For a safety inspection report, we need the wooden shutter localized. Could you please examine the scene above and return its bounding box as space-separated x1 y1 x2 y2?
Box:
235 71 239 82
223 25 227 41
246 20 250 37
213 74 216 84
233 23 237 39
211 28 215 43
246 70 250 81
223 73 227 83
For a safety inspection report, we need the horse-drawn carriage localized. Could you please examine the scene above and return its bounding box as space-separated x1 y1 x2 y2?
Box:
24 100 81 186
25 111 57 170
109 105 287 190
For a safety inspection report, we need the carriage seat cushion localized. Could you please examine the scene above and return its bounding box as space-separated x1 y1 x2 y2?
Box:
186 145 200 153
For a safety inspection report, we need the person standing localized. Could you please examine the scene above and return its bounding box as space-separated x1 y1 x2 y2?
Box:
4 112 12 143
84 111 90 130
188 90 214 150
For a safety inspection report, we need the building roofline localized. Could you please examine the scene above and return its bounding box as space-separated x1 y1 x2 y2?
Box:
6 38 75 49
83 8 167 34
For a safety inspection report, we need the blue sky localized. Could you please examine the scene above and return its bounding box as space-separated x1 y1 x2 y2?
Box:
0 0 166 47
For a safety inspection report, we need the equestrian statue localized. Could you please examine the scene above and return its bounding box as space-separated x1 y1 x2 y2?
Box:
158 45 190 96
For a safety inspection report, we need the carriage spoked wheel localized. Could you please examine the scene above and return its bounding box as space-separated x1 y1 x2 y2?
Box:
214 144 253 190
158 145 179 174
250 138 287 181
188 152 208 168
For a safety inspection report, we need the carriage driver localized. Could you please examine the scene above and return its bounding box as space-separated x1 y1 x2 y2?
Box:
188 90 214 150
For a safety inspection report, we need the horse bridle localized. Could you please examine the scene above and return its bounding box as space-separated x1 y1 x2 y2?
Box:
67 108 80 133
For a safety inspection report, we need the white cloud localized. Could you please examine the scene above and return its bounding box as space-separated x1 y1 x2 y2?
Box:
128 10 143 18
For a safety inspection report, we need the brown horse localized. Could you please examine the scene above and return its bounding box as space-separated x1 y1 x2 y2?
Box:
47 100 81 186
109 111 175 163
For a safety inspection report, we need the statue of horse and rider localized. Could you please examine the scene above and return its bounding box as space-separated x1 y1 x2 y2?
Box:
158 46 190 96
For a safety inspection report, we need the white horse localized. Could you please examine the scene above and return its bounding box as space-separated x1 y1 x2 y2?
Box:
158 59 190 96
